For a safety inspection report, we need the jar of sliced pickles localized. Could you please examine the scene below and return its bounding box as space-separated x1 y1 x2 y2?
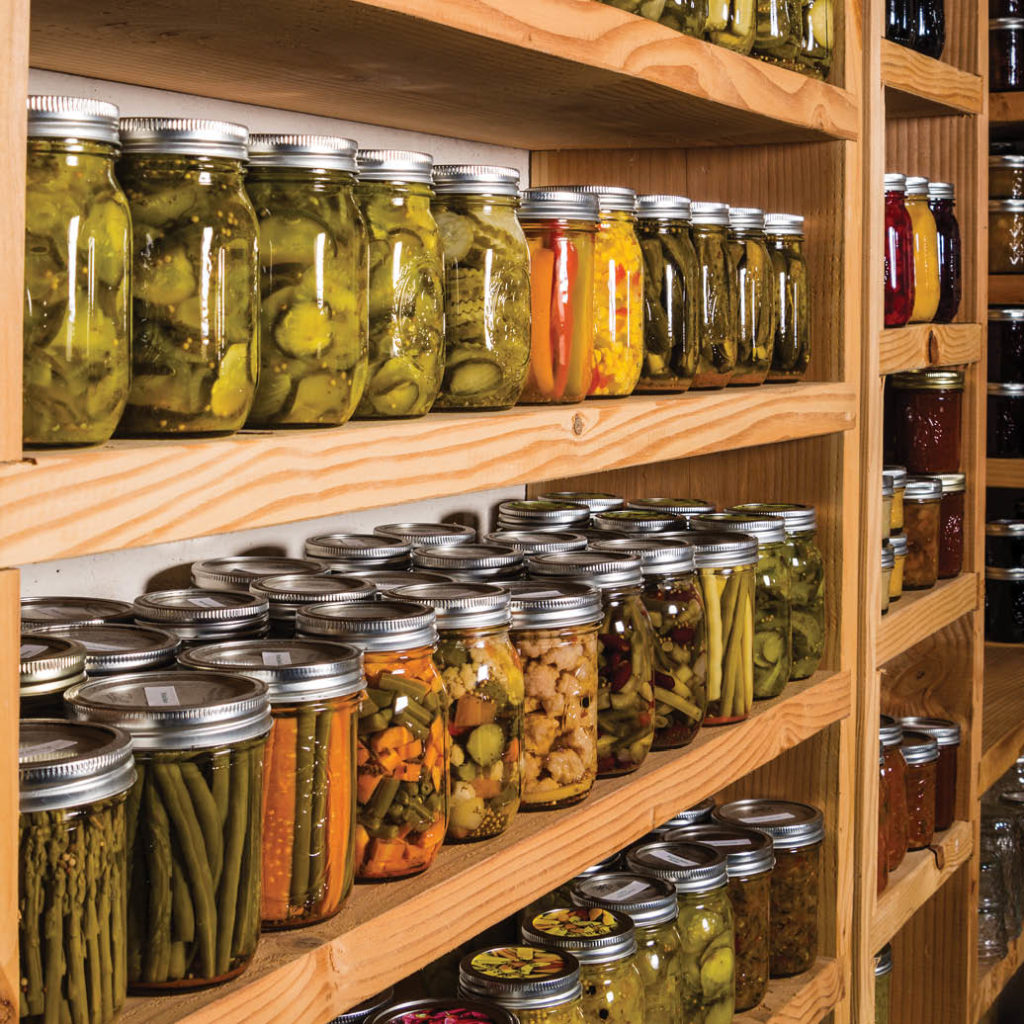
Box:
178 639 363 928
628 497 717 524
727 207 776 386
20 633 88 715
191 555 326 592
246 134 369 427
601 0 708 35
64 671 272 989
881 543 894 615
881 715 908 872
903 476 943 589
519 189 598 405
707 0 757 51
118 118 259 437
797 0 834 77
390 583 524 842
249 574 377 637
883 465 907 533
132 589 270 647
752 0 800 60
30 622 181 678
412 543 524 582
431 165 531 411
889 533 907 601
22 595 135 629
19 719 137 1023
24 96 131 446
487 531 589 555
764 214 810 381
496 499 593 535
306 533 413 571
690 202 737 388
376 522 477 547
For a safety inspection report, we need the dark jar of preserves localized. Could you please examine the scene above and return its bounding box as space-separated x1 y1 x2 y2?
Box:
914 0 945 58
903 477 943 589
900 730 939 850
878 745 889 895
992 19 1024 91
934 472 966 578
987 519 1024 568
885 369 964 474
881 716 908 872
899 716 960 832
886 0 919 47
928 182 960 323
986 566 1024 643
989 308 1024 383
884 175 915 328
991 155 1024 199
989 383 1024 457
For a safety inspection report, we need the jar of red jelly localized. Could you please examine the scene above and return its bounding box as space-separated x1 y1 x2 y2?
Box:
989 383 1024 457
989 308 1024 383
886 369 963 473
878 744 889 895
899 716 959 832
928 182 961 323
932 472 966 578
880 716 908 871
884 175 915 328
901 730 939 850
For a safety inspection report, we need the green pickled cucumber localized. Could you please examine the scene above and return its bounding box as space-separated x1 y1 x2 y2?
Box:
258 213 331 265
445 357 504 396
466 723 505 767
274 301 333 358
135 246 197 306
209 343 251 419
289 372 348 423
364 357 424 416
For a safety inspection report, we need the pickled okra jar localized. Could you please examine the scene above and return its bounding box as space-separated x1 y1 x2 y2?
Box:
690 202 737 388
880 715 908 872
21 595 135 629
19 719 137 1023
19 633 87 715
30 622 181 679
295 601 448 880
367 999 520 1024
763 214 810 381
628 496 717 525
375 522 477 547
412 543 525 582
875 945 893 1024
305 532 413 571
249 573 376 637
191 555 326 592
902 476 943 589
431 165 531 410
900 730 939 850
727 207 776 385
132 589 270 647
64 671 272 989
486 531 589 555
24 96 131 446
118 118 259 437
496 500 592 535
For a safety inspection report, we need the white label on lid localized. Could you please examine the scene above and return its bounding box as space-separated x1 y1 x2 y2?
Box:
262 651 293 666
745 812 797 824
393 695 409 713
145 685 180 707
704 838 754 848
604 880 652 901
20 643 49 659
187 596 225 609
651 850 700 868
22 738 77 758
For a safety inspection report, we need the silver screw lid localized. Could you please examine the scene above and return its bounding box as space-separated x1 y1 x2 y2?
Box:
875 945 893 976
356 150 433 185
305 533 412 568
904 476 943 501
191 556 325 592
331 987 395 1024
30 623 181 676
626 841 727 893
348 569 456 593
431 164 520 196
933 472 966 494
991 154 1024 167
249 573 377 620
636 194 692 221
665 824 775 877
692 512 786 545
518 189 599 222
521 907 637 965
486 530 589 554
882 474 894 498
905 176 930 195
592 509 686 535
560 185 637 214
459 947 582 1010
133 589 269 625
27 95 120 146
928 181 955 199
248 134 357 172
881 542 895 569
728 206 766 231
900 730 940 765
505 580 603 630
296 600 437 652
764 213 805 235
989 381 1024 395
591 537 695 575
389 582 511 630
889 368 964 390
879 714 903 747
366 999 518 1024
690 201 730 226
22 596 134 628
570 872 679 927
528 551 643 589
989 307 1024 321
728 502 817 535
884 173 907 191
987 518 1024 536
536 492 624 514
374 523 477 547
412 543 523 575
666 530 759 569
662 796 716 828
882 465 908 490
898 716 960 746
890 533 908 556
119 117 248 160
713 799 825 849
497 499 592 530
627 497 715 520
991 198 1024 212
20 634 87 699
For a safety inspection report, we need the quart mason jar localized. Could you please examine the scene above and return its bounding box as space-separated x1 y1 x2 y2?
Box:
797 0 835 77
249 573 376 638
886 0 919 47
690 202 737 388
191 555 326 592
376 522 477 547
884 174 915 328
431 165 531 410
118 118 258 436
18 720 136 1024
727 207 776 386
914 0 945 57
487 530 589 555
536 491 623 514
928 181 961 323
178 639 363 929
605 0 709 36
19 633 88 716
245 134 368 427
24 96 131 446
591 509 687 537
905 177 941 323
412 543 525 583
752 0 800 60
64 671 271 989
764 213 810 381
295 601 448 880
132 589 270 648
707 0 758 51
30 622 181 679
628 496 717 524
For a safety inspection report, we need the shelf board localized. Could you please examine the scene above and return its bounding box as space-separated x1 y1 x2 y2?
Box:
740 958 842 1022
988 275 1024 306
880 40 984 117
0 382 856 567
988 459 1024 490
992 92 1024 124
111 670 850 1023
876 572 980 666
28 0 858 149
976 925 1024 1019
980 643 1024 793
870 819 974 950
878 323 984 375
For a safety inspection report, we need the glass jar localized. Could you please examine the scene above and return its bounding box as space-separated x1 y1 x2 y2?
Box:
988 308 1024 383
295 601 447 879
902 476 943 589
591 510 687 537
752 0 800 61
990 198 1024 271
987 519 1024 567
519 189 598 405
884 175 915 329
727 207 776 386
305 533 413 572
797 0 835 77
377 523 477 547
118 118 259 437
986 566 1024 642
690 203 737 388
883 465 907 532
249 574 376 638
882 476 894 543
65 670 271 988
889 533 907 600
881 716 908 871
245 135 368 427
982 800 1024 940
132 589 270 647
487 531 589 555
428 165 531 411
979 856 1010 965
21 595 134 630
536 492 623 514
24 96 131 446
367 999 516 1024
18 719 136 1023
886 369 963 474
881 543 894 614
191 555 326 592
899 716 959 832
506 581 602 809
353 151 444 418
900 730 939 849
927 182 961 323
635 194 700 393
874 945 893 1024
20 633 87 715
993 155 1024 205
764 213 810 382
991 19 1024 90
914 0 945 57
886 0 918 47
714 799 823 977
933 472 965 578
628 497 717 524
904 178 940 324
707 0 757 51
178 640 362 928
660 796 717 831
610 0 709 36
878 746 889 894
527 553 656 777
989 382 1024 456
412 543 525 583
496 499 593 535
30 622 181 678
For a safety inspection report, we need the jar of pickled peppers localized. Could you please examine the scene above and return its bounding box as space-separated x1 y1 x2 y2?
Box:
884 174 915 329
904 177 940 324
305 532 413 571
132 589 271 647
764 213 810 382
690 202 737 388
880 715 908 872
886 369 963 474
900 730 939 850
903 476 943 589
727 207 776 386
883 465 907 532
899 715 959 832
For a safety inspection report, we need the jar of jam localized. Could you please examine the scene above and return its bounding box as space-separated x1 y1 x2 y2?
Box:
882 475 894 543
884 175 915 328
412 543 525 582
881 542 894 615
905 177 940 323
690 202 737 388
305 533 412 571
989 308 1024 383
899 716 959 831
883 465 907 532
878 745 889 895
928 182 960 323
763 213 810 382
986 566 1024 642
886 369 963 474
988 383 1024 457
991 19 1024 91
881 715 909 871
987 519 1024 567
932 472 966 578
990 199 1024 271
900 730 939 850
991 155 1024 199
903 476 943 589
875 945 893 1024
889 533 907 601
914 0 945 58
496 499 592 535
886 0 918 48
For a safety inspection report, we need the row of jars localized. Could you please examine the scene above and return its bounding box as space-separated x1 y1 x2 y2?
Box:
883 174 961 328
986 519 1024 643
983 314 1024 456
992 17 1024 91
979 761 1024 965
596 0 833 79
885 0 944 56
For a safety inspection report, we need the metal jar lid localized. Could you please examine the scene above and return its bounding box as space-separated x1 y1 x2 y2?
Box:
30 623 182 676
22 596 135 628
890 533 908 556
890 369 965 391
882 475 894 498
178 639 364 702
690 201 730 226
990 198 1024 213
521 907 637 965
389 582 511 630
989 381 1024 395
880 714 903 747
636 194 692 221
881 542 895 569
248 134 357 172
431 164 520 197
570 872 679 927
591 509 685 535
64 671 272 751
575 851 622 881
875 945 893 977
356 150 433 185
249 573 377 620
992 154 1024 167
191 556 325 591
905 176 930 195
883 465 908 490
662 796 717 828
668 530 759 569
904 477 943 502
666 823 775 879
412 543 523 577
305 533 412 568
728 206 765 232
987 518 1024 536
119 117 248 160
934 472 967 494
898 716 960 747
486 530 589 554
728 502 818 535
928 181 955 199
28 95 120 146
374 523 477 547
527 551 643 589
20 719 136 814
133 589 270 634
496 499 592 530
366 999 518 1024
884 173 907 192
332 987 396 1024
459 947 582 1009
627 498 715 518
20 634 87 699
625 841 727 893
561 185 637 214
713 799 825 849
350 569 455 593
900 730 940 765
692 512 786 545
989 307 1024 320
537 491 624 514
591 537 695 576
518 189 599 222
764 213 805 235
505 580 603 629
296 600 437 652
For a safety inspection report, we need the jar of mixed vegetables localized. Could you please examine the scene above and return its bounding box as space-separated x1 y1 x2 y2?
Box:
30 622 181 679
376 523 477 547
246 134 369 427
249 574 376 637
764 214 810 382
295 600 448 879
628 497 717 524
118 118 259 436
727 207 776 386
191 555 326 592
496 500 593 535
19 633 88 715
487 531 589 555
690 203 737 388
64 671 272 989
132 589 271 647
19 719 137 1023
412 543 524 582
431 165 531 410
24 96 131 446
367 1000 520 1024
22 596 135 630
305 533 413 571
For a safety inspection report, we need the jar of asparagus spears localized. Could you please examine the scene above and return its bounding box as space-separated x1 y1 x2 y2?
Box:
296 600 448 879
390 583 524 842
20 633 88 715
64 670 272 989
249 573 376 637
496 499 593 534
375 522 477 547
727 207 776 386
191 555 326 592
24 96 131 446
692 512 792 699
117 118 259 436
354 150 445 418
305 532 413 571
764 214 810 381
430 164 531 410
627 497 717 525
527 552 656 777
689 202 737 388
591 537 707 749
412 543 525 582
132 589 271 647
487 530 589 555
178 639 363 928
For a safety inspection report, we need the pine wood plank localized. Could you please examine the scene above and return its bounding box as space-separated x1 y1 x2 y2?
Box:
988 459 1024 489
980 643 1024 793
877 323 984 375
991 92 1024 124
881 40 984 116
988 275 1024 305
741 958 843 1022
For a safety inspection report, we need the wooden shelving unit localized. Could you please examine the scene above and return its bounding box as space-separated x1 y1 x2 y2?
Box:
991 92 1024 124
988 458 1024 489
881 39 985 117
981 644 1024 793
988 275 1024 305
977 928 1024 1020
878 323 984 375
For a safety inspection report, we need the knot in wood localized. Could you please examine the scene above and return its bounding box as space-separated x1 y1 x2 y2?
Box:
572 414 585 436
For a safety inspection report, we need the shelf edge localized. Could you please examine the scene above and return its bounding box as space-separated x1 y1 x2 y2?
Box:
878 323 984 376
880 39 984 116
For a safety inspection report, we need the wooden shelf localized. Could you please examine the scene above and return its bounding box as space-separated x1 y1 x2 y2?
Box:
980 643 1024 792
976 926 1024 1019
988 275 1024 306
741 958 843 1022
106 670 850 1023
991 92 1024 124
881 39 984 116
870 819 974 950
878 323 984 375
988 459 1024 490
876 572 980 666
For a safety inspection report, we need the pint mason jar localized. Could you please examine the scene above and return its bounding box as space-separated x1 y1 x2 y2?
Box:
690 202 737 388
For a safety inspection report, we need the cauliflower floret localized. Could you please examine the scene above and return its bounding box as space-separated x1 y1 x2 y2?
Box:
546 748 585 785
557 669 584 696
518 634 557 660
524 660 558 699
566 726 595 767
524 752 542 786
541 692 566 718
562 698 587 732
548 642 584 672
525 712 558 756
531 776 559 793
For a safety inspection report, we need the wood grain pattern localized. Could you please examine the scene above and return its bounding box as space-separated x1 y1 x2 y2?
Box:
0 571 20 1023
881 40 984 116
987 458 1024 489
743 958 844 1023
877 323 984 375
875 573 980 665
987 275 1024 305
991 91 1024 123
980 643 1024 792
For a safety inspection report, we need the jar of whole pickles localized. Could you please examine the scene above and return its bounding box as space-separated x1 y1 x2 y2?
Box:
905 177 941 324
376 522 477 547
881 715 908 872
883 465 907 533
24 96 131 446
591 510 687 536
519 189 598 405
527 552 656 777
901 730 939 849
305 533 413 572
390 583 524 842
899 716 959 832
246 134 369 427
707 0 757 50
763 214 810 382
727 207 776 386
989 308 1024 383
178 639 363 928
635 194 700 393
20 633 87 715
367 1000 518 1024
903 476 943 589
31 622 181 677
797 0 835 77
875 945 893 1024
118 118 258 437
487 531 589 555
431 165 531 411
932 471 966 578
295 601 447 879
752 0 800 61
19 719 137 1024
928 181 961 323
884 175 915 328
690 202 737 388
21 595 135 629
987 519 1024 567
506 581 602 810
886 370 964 474
991 198 1024 272
602 0 708 35
889 533 907 600
628 497 717 524
191 555 326 592
989 382 1024 456
715 799 823 977
881 543 894 614
412 543 525 582
132 589 270 646
497 499 593 535
249 574 377 637
64 671 272 988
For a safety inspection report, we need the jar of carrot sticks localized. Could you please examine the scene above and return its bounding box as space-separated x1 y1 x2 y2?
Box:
297 600 449 881
178 639 364 928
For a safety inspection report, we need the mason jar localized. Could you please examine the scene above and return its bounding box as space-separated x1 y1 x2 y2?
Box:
591 509 688 537
132 589 270 647
367 1000 518 1024
882 474 894 543
487 530 589 555
21 596 134 630
248 573 376 637
881 715 908 872
764 214 810 382
305 532 412 571
883 465 908 533
496 499 593 534
29 622 181 680
901 730 939 850
881 542 894 615
875 945 893 1024
536 491 624 514
903 476 943 589
751 0 800 60
889 533 908 601
899 715 960 832
330 988 395 1024
350 570 456 595
707 0 757 51
375 522 477 547
412 543 525 582
20 633 88 715
727 207 776 386
627 497 717 525
191 555 326 592
690 202 737 388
